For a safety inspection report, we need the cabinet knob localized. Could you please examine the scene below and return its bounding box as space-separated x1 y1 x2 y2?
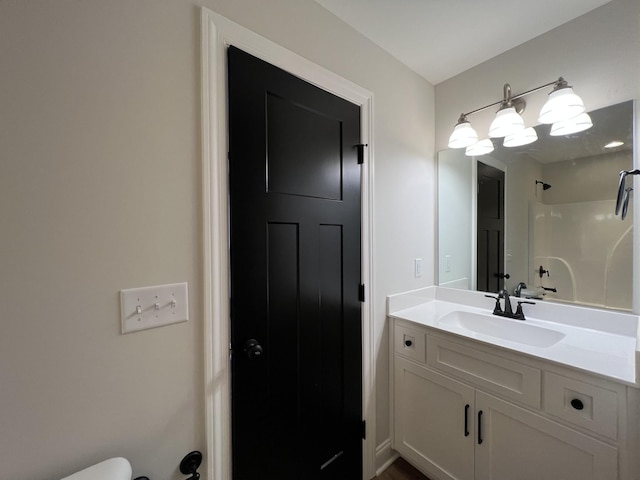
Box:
404 340 413 347
570 398 584 410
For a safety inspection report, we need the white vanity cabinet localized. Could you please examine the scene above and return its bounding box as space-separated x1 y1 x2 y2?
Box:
394 356 475 480
391 318 630 480
474 391 617 480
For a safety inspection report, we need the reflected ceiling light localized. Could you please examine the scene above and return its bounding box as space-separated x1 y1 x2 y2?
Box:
448 77 588 152
538 77 586 124
549 112 593 136
448 114 478 148
604 140 625 149
465 139 494 156
504 127 538 147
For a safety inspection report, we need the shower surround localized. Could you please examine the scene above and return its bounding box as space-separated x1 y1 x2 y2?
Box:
530 200 632 311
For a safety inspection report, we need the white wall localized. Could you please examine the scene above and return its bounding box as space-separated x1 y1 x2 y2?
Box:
0 1 435 479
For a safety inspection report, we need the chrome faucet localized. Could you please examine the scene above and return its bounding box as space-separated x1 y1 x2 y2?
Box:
514 282 527 297
485 290 535 320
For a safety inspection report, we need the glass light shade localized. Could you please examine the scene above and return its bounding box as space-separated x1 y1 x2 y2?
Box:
465 139 494 156
549 112 592 136
488 107 525 138
504 127 538 147
448 121 478 148
538 87 586 124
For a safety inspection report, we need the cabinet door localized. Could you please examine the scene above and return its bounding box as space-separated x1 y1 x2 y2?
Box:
475 392 618 480
394 357 475 480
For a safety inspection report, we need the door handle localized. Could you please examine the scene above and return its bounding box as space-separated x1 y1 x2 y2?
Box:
477 410 484 445
243 339 264 359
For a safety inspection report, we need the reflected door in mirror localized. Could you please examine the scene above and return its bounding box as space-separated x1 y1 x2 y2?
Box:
477 162 505 293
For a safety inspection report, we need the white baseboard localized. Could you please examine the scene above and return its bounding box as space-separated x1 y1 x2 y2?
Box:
374 438 399 477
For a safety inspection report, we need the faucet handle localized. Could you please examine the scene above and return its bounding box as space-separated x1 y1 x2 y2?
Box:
514 300 536 320
484 294 502 314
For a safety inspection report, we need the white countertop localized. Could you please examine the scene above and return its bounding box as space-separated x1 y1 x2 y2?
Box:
388 287 640 386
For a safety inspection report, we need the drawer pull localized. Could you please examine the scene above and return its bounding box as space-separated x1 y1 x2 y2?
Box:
477 410 483 444
570 398 584 410
464 404 470 437
404 340 413 347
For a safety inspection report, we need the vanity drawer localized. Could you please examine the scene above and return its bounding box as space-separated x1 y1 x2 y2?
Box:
427 336 541 409
543 372 619 440
394 322 426 364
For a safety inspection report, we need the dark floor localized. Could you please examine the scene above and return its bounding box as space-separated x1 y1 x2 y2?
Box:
375 458 430 480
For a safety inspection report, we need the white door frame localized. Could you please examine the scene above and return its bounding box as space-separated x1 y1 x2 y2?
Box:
201 8 376 480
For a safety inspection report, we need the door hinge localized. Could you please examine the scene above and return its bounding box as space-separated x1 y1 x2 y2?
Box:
358 284 365 302
355 143 368 165
361 420 366 439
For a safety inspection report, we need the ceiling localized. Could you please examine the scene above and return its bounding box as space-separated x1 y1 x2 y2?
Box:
314 0 612 85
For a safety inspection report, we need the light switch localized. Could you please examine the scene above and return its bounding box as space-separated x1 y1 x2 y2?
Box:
120 282 189 334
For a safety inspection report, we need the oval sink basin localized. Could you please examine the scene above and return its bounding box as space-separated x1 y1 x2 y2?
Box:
439 310 566 348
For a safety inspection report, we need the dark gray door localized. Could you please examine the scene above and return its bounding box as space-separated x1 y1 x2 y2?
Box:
477 161 505 293
228 46 362 480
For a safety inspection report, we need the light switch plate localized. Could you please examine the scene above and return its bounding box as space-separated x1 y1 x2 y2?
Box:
120 282 189 334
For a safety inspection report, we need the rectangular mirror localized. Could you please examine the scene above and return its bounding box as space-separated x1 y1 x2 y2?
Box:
438 100 635 312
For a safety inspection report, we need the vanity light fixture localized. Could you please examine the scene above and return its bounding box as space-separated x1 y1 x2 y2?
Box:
448 114 479 148
549 112 593 136
504 127 538 147
538 78 586 124
447 77 590 151
488 84 525 138
465 138 494 156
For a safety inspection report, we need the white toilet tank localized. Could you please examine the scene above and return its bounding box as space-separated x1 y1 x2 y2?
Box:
60 458 132 480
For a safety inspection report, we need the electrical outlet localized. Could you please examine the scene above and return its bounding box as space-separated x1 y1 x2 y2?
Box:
415 258 423 278
445 255 452 273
